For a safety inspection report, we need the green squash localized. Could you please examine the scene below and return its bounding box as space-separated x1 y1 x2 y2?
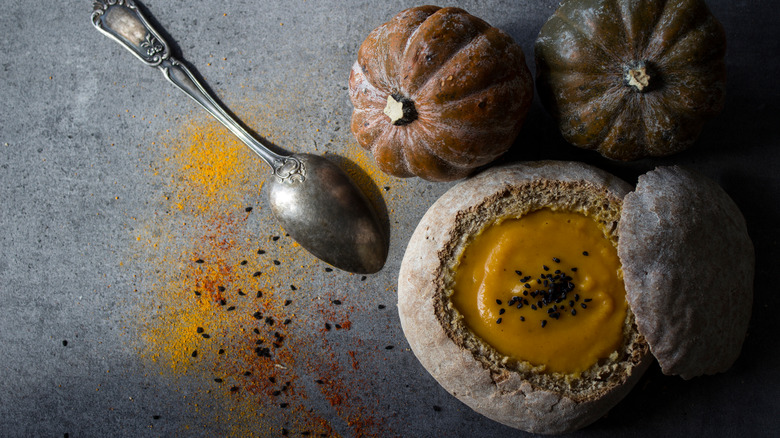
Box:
535 0 726 160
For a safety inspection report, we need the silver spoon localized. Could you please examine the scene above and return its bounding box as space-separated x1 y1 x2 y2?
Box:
92 1 387 274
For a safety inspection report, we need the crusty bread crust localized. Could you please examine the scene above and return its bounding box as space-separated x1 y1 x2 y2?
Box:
398 161 651 434
618 166 754 379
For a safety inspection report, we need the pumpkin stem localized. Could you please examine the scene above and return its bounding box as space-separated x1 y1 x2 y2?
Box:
384 93 418 126
625 62 651 92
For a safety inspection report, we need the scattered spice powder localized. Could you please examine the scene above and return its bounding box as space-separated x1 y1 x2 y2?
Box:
126 89 397 436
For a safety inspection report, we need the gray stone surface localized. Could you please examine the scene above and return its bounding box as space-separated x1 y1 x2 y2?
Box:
1 1 778 437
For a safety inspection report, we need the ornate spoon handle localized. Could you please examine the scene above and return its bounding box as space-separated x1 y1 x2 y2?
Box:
91 0 303 181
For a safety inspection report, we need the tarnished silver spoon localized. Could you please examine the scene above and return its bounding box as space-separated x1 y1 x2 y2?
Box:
92 1 387 274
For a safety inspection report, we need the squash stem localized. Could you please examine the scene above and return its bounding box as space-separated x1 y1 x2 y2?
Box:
625 62 651 92
384 93 418 126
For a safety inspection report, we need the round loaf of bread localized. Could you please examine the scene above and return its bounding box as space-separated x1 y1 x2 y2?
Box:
398 161 652 434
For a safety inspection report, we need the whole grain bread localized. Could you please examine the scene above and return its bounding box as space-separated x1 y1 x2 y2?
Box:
398 161 651 435
618 166 754 379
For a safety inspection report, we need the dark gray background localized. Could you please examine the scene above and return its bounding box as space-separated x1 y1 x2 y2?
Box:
2 1 778 437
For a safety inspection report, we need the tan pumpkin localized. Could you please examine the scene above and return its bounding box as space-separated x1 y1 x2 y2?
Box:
349 6 533 182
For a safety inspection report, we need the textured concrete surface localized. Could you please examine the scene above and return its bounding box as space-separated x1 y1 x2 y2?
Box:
1 1 779 437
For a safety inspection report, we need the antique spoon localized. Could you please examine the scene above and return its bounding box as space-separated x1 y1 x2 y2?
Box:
92 1 387 273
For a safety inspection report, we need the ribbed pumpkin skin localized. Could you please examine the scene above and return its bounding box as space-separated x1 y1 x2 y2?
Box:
349 6 533 181
535 0 726 161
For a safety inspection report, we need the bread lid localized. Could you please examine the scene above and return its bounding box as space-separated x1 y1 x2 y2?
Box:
617 166 754 380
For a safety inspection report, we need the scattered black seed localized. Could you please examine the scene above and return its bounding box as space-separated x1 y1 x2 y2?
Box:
240 260 247 266
571 309 577 316
361 276 367 281
272 236 280 241
290 285 297 291
496 299 502 305
515 270 522 276
195 259 204 264
315 379 324 384
284 299 292 306
496 318 503 324
197 327 204 333
385 345 394 350
571 267 578 272
332 299 342 305
280 403 289 408
191 350 197 357
520 316 525 322
555 269 561 274
499 308 505 315
273 260 281 266
253 328 261 334
257 249 266 255
581 303 588 309
265 317 275 326
252 271 262 277
255 347 271 357
218 286 226 292
219 299 226 306
531 305 537 310
582 251 589 256
194 290 201 296
525 283 531 289
269 377 276 383
253 311 262 320
433 405 442 412
283 319 292 325
256 291 263 298
378 304 386 309
541 320 547 328
218 349 225 354
584 298 592 302
62 340 68 347
325 267 333 272
152 415 161 420
214 378 223 383
543 265 549 271
553 257 560 263
325 323 331 331
245 207 253 212
226 306 235 311
238 289 246 296
272 390 281 396
202 333 211 339
230 386 239 392
282 429 288 436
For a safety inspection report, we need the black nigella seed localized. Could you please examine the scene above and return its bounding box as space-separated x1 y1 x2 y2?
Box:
582 251 589 256
257 291 263 298
196 327 204 333
202 333 210 339
219 349 225 354
531 305 537 310
272 390 281 396
516 302 523 309
194 290 201 296
245 206 253 212
584 298 592 302
192 350 197 357
230 386 239 392
575 294 580 301
253 271 262 277
272 236 280 241
280 403 289 408
227 306 235 311
240 260 248 265
496 318 503 324
284 319 292 325
257 249 266 255
325 267 333 272
62 340 68 347
244 371 252 376
496 299 502 305
253 311 262 320
541 320 547 328
268 376 276 383
385 345 394 350
569 300 575 307
433 405 442 412
219 299 227 306
265 317 275 326
214 378 223 383
316 379 324 384
238 289 246 296
555 270 561 274
515 270 522 276
499 308 505 315
325 323 331 330
571 309 577 316
152 415 161 420
196 259 204 264
218 286 226 292
581 303 588 309
525 283 531 289
284 299 292 306
290 285 297 291
520 316 525 322
571 267 578 272
553 257 560 263
543 265 549 271
273 260 281 266
332 299 342 305
253 328 261 335
378 304 386 309
361 276 367 281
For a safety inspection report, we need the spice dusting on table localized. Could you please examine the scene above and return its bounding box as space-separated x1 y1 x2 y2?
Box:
126 91 395 435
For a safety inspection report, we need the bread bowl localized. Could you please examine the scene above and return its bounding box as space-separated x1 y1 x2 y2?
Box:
398 161 753 434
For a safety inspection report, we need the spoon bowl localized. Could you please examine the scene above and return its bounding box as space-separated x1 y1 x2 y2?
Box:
92 0 388 273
